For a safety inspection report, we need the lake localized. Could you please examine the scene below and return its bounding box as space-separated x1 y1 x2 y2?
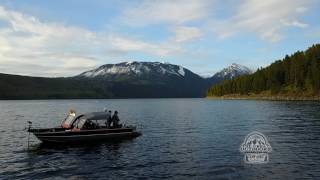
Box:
0 99 320 179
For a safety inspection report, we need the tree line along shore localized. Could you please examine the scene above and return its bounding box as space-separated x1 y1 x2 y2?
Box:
207 44 320 100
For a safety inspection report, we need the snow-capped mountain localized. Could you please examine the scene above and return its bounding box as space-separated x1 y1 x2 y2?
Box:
77 61 201 81
76 61 206 97
210 63 252 82
75 61 251 98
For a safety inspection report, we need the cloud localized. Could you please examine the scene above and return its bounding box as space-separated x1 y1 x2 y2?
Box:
119 0 312 43
0 1 316 77
0 6 182 76
281 19 308 28
120 0 212 26
0 54 98 77
0 6 103 76
107 35 182 56
172 26 202 42
211 0 312 42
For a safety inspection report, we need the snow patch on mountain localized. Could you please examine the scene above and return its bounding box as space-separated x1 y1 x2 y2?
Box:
178 66 185 76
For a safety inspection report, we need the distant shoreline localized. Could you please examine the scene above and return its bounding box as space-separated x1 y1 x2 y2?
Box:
207 94 320 101
0 97 205 100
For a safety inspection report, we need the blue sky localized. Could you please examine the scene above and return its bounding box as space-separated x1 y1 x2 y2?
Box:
0 0 319 77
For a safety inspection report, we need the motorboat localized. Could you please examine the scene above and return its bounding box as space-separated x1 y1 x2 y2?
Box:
28 111 141 143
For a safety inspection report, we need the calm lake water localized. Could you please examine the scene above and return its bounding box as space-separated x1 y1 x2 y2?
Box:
0 99 320 179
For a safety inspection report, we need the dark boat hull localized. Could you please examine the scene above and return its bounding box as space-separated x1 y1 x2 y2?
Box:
29 128 141 143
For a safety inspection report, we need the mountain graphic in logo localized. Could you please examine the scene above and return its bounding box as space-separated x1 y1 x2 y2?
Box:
240 131 272 164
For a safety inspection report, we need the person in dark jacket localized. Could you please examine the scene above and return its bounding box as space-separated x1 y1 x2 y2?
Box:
112 111 120 128
106 110 112 128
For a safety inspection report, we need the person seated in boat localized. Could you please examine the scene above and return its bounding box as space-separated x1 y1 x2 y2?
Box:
106 110 112 128
83 120 98 129
112 111 122 128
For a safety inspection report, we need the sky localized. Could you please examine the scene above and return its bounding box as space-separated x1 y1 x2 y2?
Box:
0 0 319 77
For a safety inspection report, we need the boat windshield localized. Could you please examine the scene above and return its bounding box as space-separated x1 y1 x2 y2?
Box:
61 113 76 128
73 118 87 129
70 112 109 130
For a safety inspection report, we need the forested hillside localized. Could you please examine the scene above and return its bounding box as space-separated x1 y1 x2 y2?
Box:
207 44 320 97
0 74 113 99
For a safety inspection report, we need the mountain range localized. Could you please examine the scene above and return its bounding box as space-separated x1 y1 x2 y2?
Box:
0 62 252 99
75 61 252 97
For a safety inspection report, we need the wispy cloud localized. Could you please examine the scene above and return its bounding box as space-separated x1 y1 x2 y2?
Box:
107 34 183 56
281 19 308 28
120 0 212 26
120 0 312 43
172 26 203 42
0 0 317 77
0 6 182 76
211 0 312 42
